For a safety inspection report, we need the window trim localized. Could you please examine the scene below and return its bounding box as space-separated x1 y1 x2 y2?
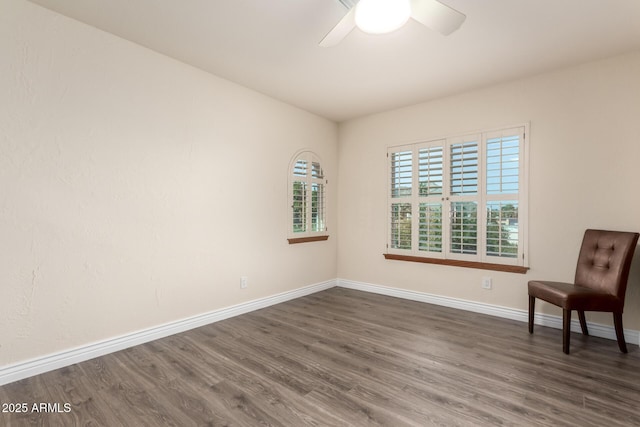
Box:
385 124 529 271
383 253 529 274
288 235 330 245
287 150 328 244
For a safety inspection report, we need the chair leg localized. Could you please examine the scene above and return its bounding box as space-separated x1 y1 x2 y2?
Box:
528 296 535 334
613 312 628 353
562 309 571 354
578 311 589 335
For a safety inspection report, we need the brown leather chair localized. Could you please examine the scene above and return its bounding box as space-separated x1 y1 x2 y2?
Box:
528 229 639 354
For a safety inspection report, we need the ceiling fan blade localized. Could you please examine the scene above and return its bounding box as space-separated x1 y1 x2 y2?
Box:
319 6 357 47
410 0 466 36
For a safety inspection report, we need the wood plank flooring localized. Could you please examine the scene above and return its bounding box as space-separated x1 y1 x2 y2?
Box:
2 287 640 426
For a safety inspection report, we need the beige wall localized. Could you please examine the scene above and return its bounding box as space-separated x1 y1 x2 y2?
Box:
0 0 337 365
337 51 640 329
3 0 640 370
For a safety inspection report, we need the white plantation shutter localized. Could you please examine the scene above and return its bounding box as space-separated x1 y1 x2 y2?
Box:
419 203 442 253
390 203 412 250
310 160 326 232
450 139 479 196
390 150 412 198
292 159 308 233
483 127 525 264
486 133 520 195
417 142 445 255
418 146 443 197
387 125 528 267
450 201 478 256
289 151 327 239
448 135 480 261
293 158 307 177
486 200 518 258
389 148 413 250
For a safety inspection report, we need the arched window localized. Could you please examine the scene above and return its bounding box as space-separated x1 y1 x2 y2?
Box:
288 151 328 244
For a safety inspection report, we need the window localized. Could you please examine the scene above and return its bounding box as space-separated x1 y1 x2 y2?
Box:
288 151 328 244
386 125 528 272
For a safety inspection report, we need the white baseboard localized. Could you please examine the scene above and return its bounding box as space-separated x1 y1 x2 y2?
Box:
337 278 640 346
3 277 637 387
0 279 336 387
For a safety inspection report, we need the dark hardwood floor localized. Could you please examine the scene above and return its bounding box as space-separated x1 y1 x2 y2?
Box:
2 287 640 426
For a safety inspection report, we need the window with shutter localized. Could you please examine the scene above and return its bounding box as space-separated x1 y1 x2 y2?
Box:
418 143 444 255
386 125 528 272
389 149 413 250
484 128 522 261
448 136 480 261
288 151 328 244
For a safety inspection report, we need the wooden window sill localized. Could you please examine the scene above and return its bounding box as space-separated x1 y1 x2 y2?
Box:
383 253 529 274
288 235 329 244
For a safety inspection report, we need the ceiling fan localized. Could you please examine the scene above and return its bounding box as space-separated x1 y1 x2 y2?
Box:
320 0 466 47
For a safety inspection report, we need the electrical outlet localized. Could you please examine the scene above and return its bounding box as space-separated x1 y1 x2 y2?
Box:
481 277 492 290
240 276 248 289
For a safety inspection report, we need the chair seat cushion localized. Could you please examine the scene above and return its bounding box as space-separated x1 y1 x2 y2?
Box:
528 280 623 312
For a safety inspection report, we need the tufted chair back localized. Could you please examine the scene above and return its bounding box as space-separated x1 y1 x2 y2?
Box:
574 229 638 301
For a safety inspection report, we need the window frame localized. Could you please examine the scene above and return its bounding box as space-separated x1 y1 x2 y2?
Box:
386 124 529 272
287 150 328 244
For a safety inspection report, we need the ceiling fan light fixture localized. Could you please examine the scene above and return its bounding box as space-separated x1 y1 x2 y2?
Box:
354 0 411 35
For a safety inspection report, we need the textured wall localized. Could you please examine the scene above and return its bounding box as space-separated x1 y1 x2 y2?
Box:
0 0 337 365
337 51 640 330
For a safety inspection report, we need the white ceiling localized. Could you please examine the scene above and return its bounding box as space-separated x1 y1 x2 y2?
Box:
27 0 640 122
